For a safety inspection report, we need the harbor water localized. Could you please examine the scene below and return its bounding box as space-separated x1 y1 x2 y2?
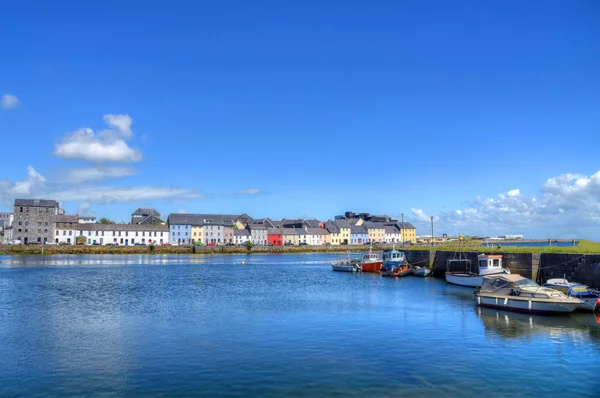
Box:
1 253 599 397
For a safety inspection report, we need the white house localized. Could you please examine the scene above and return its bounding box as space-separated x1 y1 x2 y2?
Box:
384 226 402 244
234 229 251 245
76 224 169 245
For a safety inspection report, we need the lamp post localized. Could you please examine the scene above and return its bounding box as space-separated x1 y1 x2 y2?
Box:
430 216 434 247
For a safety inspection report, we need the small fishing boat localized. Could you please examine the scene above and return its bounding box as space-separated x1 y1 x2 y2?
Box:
474 274 583 314
381 248 410 277
360 246 383 273
331 254 362 272
543 277 600 312
382 262 412 278
446 254 510 287
411 266 432 277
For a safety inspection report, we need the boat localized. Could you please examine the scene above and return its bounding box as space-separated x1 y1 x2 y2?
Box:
474 274 583 314
360 246 383 273
331 253 362 272
381 248 411 277
411 266 432 277
446 254 510 287
382 262 412 277
543 277 600 312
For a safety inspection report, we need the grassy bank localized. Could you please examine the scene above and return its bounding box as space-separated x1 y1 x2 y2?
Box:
1 240 599 255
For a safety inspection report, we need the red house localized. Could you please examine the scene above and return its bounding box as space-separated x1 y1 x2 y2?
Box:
267 228 283 246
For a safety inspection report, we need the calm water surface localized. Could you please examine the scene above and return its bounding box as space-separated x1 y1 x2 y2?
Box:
1 253 599 397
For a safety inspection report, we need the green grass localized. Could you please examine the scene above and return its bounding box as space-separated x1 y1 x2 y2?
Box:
402 240 600 254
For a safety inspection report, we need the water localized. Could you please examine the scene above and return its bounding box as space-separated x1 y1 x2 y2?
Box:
1 253 599 397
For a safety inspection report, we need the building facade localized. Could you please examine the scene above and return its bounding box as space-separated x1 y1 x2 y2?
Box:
167 214 193 245
234 229 251 245
394 222 417 243
350 226 368 245
384 226 402 243
0 212 13 228
74 224 169 245
13 199 60 244
132 208 163 225
54 215 80 244
247 222 267 245
267 228 283 246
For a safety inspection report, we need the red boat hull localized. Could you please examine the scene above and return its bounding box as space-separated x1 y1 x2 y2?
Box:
362 261 383 272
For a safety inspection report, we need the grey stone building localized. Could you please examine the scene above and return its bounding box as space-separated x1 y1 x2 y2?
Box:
246 221 268 245
13 199 60 244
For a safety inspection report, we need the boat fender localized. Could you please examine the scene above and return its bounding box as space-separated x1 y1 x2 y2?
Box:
477 296 481 305
503 297 508 306
528 300 532 310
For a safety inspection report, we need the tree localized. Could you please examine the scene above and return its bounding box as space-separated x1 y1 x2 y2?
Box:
245 240 254 251
98 218 116 225
76 235 86 245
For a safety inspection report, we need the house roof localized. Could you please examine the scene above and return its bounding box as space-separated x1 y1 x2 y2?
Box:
350 226 367 234
282 228 299 235
132 208 161 217
167 213 240 226
362 221 386 230
307 228 329 235
303 219 321 228
247 222 267 230
266 228 281 235
325 220 340 234
384 226 400 234
14 199 58 207
54 215 79 223
395 222 416 230
234 229 250 236
333 219 350 229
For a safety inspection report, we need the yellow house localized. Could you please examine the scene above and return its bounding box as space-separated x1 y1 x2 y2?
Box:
326 220 350 245
363 222 385 243
283 228 299 245
397 223 417 243
191 225 205 244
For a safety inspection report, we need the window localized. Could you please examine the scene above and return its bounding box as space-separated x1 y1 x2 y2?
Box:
38 222 42 226
25 221 29 226
18 221 22 225
25 229 28 233
18 228 22 233
45 222 48 226
20 207 23 213
44 229 48 233
69 231 72 236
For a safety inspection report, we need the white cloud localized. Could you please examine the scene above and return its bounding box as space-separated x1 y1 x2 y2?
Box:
178 209 188 214
54 186 201 204
103 114 133 139
54 115 142 163
410 208 431 222
419 170 600 238
240 188 261 195
0 166 47 201
0 166 201 207
59 166 138 183
1 94 20 109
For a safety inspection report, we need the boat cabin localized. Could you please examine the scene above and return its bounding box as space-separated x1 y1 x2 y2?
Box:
362 252 380 262
382 250 406 263
477 254 503 270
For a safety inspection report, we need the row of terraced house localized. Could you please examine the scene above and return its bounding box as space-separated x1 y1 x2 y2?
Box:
2 199 416 246
167 212 416 246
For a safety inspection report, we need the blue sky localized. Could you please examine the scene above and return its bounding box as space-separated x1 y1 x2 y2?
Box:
1 0 599 238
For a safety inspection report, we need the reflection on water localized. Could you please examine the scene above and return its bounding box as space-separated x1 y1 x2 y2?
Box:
476 306 600 342
1 253 599 397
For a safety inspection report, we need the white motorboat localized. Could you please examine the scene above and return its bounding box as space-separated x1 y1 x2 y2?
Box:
475 274 583 314
446 254 510 287
543 277 600 312
411 266 431 277
331 254 362 272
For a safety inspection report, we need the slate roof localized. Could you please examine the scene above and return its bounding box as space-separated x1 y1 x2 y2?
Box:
306 228 329 235
350 226 368 234
302 219 322 228
282 228 299 235
167 213 239 226
362 221 386 230
395 222 416 230
384 226 400 234
266 228 281 235
133 208 161 217
325 220 340 234
54 215 79 223
333 219 350 229
234 229 250 236
247 222 267 230
14 199 58 207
